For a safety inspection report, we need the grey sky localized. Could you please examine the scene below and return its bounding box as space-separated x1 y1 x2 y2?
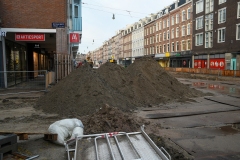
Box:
78 0 171 54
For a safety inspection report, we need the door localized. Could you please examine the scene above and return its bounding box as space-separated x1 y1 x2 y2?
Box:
231 58 236 70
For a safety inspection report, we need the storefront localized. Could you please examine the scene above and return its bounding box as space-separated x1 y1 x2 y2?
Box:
169 52 192 68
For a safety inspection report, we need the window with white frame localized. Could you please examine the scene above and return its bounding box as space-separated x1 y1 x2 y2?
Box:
172 42 175 52
187 8 191 20
156 23 159 31
187 40 191 50
196 0 204 14
167 18 170 27
195 33 203 46
160 45 162 52
237 24 240 40
218 27 225 43
176 14 179 24
176 27 179 38
205 13 213 31
219 0 226 5
182 41 186 51
238 2 240 18
196 16 203 30
164 32 166 40
156 46 159 53
153 26 155 33
159 33 162 42
167 43 170 52
187 23 191 35
172 29 175 39
156 34 159 42
164 20 166 28
147 28 149 35
163 44 166 52
206 0 214 14
167 30 170 40
176 41 179 51
182 25 186 36
182 10 186 21
172 16 175 25
205 31 213 48
159 21 162 30
150 27 152 34
147 38 148 45
218 8 226 24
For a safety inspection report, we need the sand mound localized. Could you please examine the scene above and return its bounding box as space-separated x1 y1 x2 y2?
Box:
35 57 204 117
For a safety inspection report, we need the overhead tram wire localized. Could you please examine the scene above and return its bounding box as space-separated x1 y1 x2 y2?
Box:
82 6 142 18
82 2 149 15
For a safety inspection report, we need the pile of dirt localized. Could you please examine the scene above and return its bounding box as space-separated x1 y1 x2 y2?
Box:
35 57 204 117
81 104 150 134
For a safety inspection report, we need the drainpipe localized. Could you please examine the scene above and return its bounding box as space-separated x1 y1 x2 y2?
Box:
2 36 7 88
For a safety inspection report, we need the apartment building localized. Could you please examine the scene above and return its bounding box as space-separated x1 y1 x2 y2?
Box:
155 0 193 68
0 0 82 88
132 20 145 61
123 26 133 66
115 30 124 64
144 15 156 56
192 0 240 70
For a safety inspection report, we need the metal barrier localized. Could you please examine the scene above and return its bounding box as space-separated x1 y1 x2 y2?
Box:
164 67 240 78
0 70 54 95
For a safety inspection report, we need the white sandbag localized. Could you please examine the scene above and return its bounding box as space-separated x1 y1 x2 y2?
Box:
70 127 84 139
48 118 84 145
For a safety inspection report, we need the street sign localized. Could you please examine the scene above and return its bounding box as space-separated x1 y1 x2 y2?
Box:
52 22 65 28
0 31 6 37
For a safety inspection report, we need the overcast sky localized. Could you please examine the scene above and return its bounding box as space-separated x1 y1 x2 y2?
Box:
78 0 171 54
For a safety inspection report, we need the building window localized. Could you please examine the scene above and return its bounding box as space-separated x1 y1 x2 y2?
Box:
187 40 191 50
176 27 179 38
195 33 203 46
218 27 226 43
167 43 170 52
156 46 159 53
172 16 175 25
237 24 240 40
163 32 166 41
172 42 175 52
182 10 186 21
187 8 191 20
167 18 170 27
163 44 166 52
182 41 186 51
156 34 159 42
150 27 152 34
156 23 159 31
159 33 162 42
163 20 166 29
74 5 79 18
160 45 162 53
147 28 149 35
196 0 204 14
218 8 226 24
176 14 179 24
205 13 214 31
187 23 191 35
205 31 213 48
172 29 175 39
238 2 240 19
167 30 170 40
219 0 226 5
182 25 186 36
176 41 179 51
150 37 152 44
160 21 162 30
206 0 214 14
196 16 203 30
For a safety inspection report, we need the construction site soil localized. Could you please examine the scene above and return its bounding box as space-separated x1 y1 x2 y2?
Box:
0 57 216 159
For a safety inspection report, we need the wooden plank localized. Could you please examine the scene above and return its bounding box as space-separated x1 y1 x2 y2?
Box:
19 133 28 140
44 134 58 141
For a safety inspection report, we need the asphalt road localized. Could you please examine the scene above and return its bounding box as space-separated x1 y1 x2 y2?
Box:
138 78 240 160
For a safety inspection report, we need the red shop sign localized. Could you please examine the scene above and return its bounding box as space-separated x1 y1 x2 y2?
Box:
15 33 45 41
69 33 81 43
209 58 225 70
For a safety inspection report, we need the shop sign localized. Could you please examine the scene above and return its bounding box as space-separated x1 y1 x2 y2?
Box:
69 33 81 43
209 58 225 70
15 33 45 41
